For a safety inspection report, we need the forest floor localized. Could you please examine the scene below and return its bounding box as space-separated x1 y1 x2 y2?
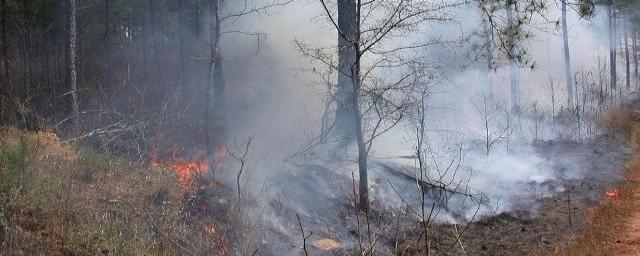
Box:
374 106 636 256
1 106 638 255
408 135 629 256
558 103 640 256
0 127 231 255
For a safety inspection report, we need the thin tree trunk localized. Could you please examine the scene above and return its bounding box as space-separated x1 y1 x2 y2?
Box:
561 0 573 106
141 2 149 82
103 0 110 97
66 0 79 133
43 35 51 107
335 0 358 146
205 0 225 181
483 16 494 102
625 27 631 91
178 0 186 95
352 0 368 211
608 6 617 90
1 0 8 90
506 1 520 110
633 26 638 90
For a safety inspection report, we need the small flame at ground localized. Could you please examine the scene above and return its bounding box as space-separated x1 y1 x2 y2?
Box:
313 238 342 251
204 223 217 234
149 142 229 190
606 188 620 200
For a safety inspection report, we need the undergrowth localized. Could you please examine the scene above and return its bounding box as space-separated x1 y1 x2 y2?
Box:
559 106 640 256
0 127 226 255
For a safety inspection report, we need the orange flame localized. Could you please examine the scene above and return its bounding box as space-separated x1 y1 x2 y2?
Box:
605 188 620 200
149 144 228 190
204 223 217 234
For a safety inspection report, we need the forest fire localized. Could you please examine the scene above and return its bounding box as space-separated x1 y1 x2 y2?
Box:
149 139 229 190
605 188 620 200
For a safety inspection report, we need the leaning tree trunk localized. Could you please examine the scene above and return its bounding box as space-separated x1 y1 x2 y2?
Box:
205 0 226 181
335 0 358 147
66 0 79 134
506 1 520 110
561 0 573 106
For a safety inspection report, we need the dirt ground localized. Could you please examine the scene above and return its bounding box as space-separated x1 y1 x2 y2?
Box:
616 196 640 255
392 136 630 256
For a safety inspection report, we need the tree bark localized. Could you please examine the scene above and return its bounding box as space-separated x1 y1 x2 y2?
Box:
483 16 494 102
608 6 617 90
66 0 80 134
178 0 186 95
625 28 631 91
103 0 110 97
1 0 8 90
335 0 357 147
205 0 225 181
561 0 573 106
351 0 368 211
634 28 638 90
506 1 520 110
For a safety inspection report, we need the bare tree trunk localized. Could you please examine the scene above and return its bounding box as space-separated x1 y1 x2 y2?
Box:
506 1 520 110
141 1 149 82
103 0 110 97
178 0 186 96
633 26 638 90
335 0 357 147
353 22 368 212
335 0 369 211
561 0 573 106
625 28 631 91
483 16 494 102
20 29 28 101
205 0 225 181
608 6 617 90
1 0 8 90
66 0 79 134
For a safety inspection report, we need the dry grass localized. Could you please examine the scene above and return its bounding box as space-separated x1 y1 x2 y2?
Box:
558 107 640 256
595 107 635 141
0 127 226 255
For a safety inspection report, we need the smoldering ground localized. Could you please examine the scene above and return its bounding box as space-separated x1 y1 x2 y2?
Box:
195 1 632 254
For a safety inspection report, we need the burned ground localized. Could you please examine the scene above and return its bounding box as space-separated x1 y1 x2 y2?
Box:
259 134 629 255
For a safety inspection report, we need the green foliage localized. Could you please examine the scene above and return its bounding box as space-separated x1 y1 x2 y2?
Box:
0 139 28 174
577 0 595 19
151 185 170 205
78 148 108 182
0 135 36 234
479 0 547 68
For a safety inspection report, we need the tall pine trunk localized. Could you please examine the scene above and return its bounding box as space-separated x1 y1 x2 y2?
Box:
66 0 79 134
561 0 573 106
